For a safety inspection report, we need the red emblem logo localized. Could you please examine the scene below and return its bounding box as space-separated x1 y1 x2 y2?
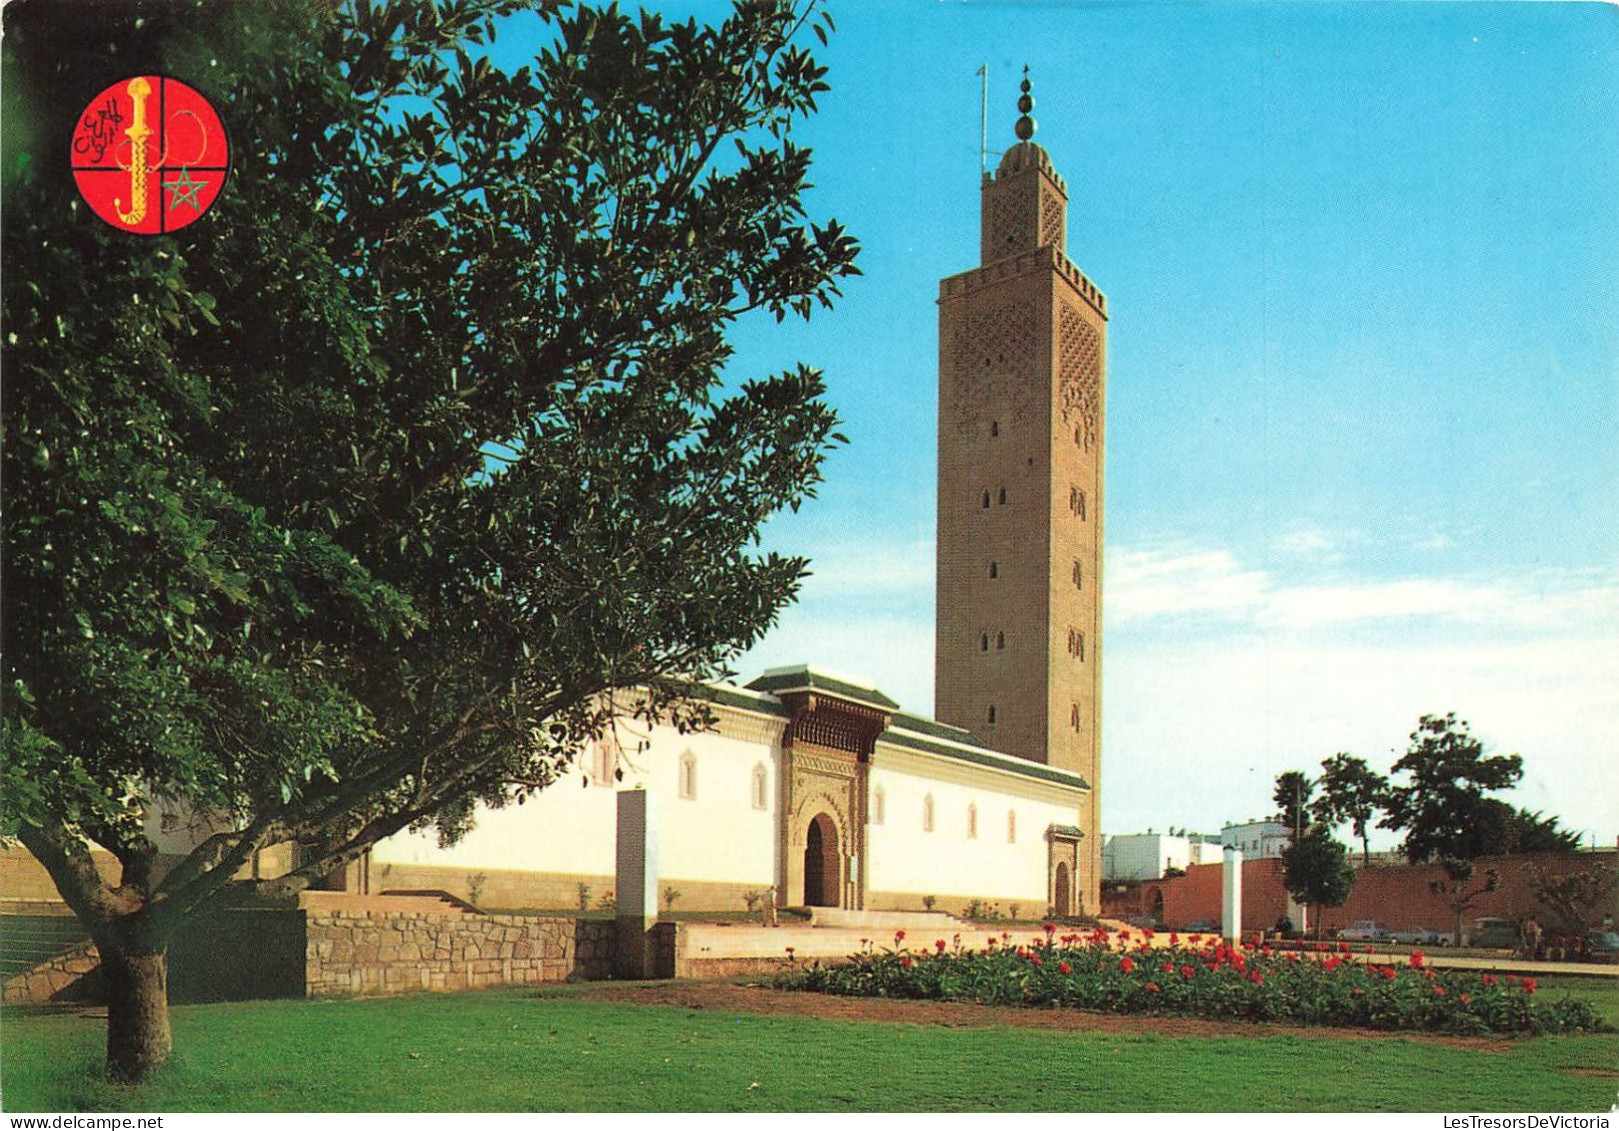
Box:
70 76 229 234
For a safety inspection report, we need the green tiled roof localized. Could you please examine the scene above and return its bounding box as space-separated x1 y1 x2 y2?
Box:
880 725 1091 791
699 683 789 717
889 711 987 748
1047 823 1086 839
744 666 900 711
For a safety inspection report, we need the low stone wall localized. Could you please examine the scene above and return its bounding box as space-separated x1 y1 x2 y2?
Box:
304 912 615 997
2 942 101 1005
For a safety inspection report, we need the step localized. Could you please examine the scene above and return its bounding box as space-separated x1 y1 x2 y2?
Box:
805 908 970 932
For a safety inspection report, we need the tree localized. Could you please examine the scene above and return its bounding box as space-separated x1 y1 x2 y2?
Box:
1312 752 1388 864
1471 802 1584 856
1278 825 1356 936
2 0 856 1080
1381 714 1522 874
1272 770 1315 845
1524 860 1618 934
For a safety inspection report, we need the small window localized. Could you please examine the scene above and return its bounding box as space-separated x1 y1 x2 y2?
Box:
873 786 886 826
988 561 998 579
1078 632 1085 662
990 420 1000 437
1070 704 1081 732
981 491 991 509
1072 560 1082 588
923 794 935 833
995 631 1005 650
979 633 989 652
967 803 978 840
1007 809 1017 844
997 487 1007 505
751 763 768 811
678 751 698 800
987 704 997 725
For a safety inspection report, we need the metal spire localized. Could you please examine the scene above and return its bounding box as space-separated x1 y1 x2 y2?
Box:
1014 65 1036 142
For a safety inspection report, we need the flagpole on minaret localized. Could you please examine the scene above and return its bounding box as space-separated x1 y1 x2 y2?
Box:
976 64 988 175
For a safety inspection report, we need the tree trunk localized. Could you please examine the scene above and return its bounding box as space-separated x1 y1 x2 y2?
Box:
102 946 172 1081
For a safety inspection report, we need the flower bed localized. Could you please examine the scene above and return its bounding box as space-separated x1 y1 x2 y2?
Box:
782 926 1607 1036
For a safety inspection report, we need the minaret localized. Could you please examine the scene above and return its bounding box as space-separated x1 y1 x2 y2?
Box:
935 71 1108 914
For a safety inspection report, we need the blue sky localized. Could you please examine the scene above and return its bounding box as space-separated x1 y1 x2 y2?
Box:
512 3 1619 846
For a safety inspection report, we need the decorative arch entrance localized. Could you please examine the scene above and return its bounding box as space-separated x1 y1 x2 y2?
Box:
803 812 841 907
1053 862 1072 917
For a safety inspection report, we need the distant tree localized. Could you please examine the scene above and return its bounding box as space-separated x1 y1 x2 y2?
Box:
1381 714 1523 875
1279 825 1357 936
2 0 854 1081
1273 771 1315 845
1472 803 1584 856
1431 867 1501 948
1524 861 1618 934
1313 752 1388 864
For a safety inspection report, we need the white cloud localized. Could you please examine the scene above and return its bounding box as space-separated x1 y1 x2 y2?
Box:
1109 541 1619 634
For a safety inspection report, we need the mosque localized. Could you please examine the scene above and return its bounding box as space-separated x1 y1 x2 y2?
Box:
357 85 1113 919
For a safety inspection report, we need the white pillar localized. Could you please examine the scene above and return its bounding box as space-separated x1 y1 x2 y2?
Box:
615 788 660 978
1222 846 1243 942
616 788 658 920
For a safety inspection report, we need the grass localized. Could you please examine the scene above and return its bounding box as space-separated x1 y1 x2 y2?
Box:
2 982 1616 1112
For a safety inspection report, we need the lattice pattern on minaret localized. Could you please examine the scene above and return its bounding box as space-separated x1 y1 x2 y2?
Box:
986 186 1037 259
1058 303 1102 452
942 297 1036 439
1039 194 1065 250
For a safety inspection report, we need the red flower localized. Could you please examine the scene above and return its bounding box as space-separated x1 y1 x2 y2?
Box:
1522 977 1537 995
935 939 947 952
1031 955 1043 967
1145 982 1161 993
1409 950 1425 969
785 946 795 957
1433 986 1445 997
1058 961 1072 975
1044 922 1057 935
1248 971 1264 985
1161 961 1175 973
895 929 906 942
1143 928 1156 939
1120 956 1135 974
901 955 913 968
1339 942 1350 953
1180 965 1195 978
1481 974 1497 986
1459 994 1471 1005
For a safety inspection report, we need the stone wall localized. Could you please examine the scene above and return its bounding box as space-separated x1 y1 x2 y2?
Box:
2 942 101 1005
304 912 615 997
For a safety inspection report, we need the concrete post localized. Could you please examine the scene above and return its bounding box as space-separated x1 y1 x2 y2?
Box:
615 789 659 978
1222 846 1243 943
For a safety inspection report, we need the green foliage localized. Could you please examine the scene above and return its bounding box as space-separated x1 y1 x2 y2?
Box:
1312 752 1388 863
787 927 1606 1037
1278 825 1357 911
1525 861 1618 933
2 0 856 932
1272 771 1314 842
1381 714 1523 875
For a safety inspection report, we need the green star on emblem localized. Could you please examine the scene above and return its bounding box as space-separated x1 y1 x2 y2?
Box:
164 167 208 213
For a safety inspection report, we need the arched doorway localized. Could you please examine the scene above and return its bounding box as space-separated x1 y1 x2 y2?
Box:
1054 861 1072 917
1149 887 1166 924
803 813 840 907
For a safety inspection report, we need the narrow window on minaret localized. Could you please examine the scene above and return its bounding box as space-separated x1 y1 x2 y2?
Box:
990 420 1000 437
980 633 989 652
1072 560 1082 588
988 561 999 579
1070 704 1081 731
995 631 1005 650
998 487 1007 505
1078 633 1086 662
1078 491 1087 520
987 705 997 725
981 491 991 509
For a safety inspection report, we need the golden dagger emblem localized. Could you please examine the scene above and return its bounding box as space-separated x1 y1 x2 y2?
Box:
115 77 153 226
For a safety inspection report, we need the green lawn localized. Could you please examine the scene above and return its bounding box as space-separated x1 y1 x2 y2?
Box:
3 983 1616 1112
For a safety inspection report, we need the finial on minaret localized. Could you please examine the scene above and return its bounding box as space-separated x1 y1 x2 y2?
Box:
1014 65 1036 142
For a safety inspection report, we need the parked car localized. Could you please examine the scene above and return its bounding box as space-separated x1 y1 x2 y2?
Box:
1469 917 1519 949
1337 920 1394 942
1181 919 1219 933
1389 926 1454 946
1583 930 1619 963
